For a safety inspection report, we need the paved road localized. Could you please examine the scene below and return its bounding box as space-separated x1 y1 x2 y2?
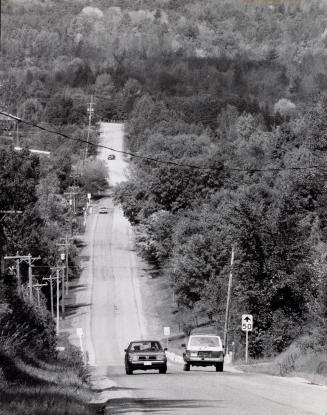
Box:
87 122 327 415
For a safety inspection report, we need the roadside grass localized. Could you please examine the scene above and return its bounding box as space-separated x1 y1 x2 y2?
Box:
139 267 221 356
138 267 178 340
0 339 96 415
0 383 94 415
237 344 327 386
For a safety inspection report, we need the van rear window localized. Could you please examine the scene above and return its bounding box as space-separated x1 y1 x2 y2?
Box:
189 336 221 347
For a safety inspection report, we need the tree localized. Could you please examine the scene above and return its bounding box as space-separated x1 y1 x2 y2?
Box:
78 159 108 193
19 98 43 122
274 98 296 119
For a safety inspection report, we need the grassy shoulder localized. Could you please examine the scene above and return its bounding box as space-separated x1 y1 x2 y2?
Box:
235 343 327 386
0 337 98 415
0 279 102 415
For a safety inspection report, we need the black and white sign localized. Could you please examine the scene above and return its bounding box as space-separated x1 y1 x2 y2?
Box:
163 326 170 336
242 314 253 331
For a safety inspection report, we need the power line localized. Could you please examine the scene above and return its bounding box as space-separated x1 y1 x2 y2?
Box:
1 109 327 174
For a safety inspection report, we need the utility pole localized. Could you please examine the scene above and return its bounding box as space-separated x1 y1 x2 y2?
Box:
50 266 63 335
4 253 40 302
3 251 21 295
43 274 54 317
85 95 94 159
28 254 33 301
15 255 21 295
223 246 235 354
0 0 2 52
60 262 65 320
29 282 47 307
56 235 72 297
0 210 22 278
64 187 79 236
16 119 19 147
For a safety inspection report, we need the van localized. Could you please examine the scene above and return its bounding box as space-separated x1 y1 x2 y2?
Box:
182 334 224 372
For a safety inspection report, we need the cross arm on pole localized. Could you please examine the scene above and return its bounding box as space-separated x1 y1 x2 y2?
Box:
4 255 29 261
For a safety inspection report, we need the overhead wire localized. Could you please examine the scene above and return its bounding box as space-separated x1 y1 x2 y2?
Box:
1 108 327 174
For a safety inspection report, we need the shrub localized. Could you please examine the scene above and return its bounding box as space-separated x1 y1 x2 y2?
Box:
1 285 56 359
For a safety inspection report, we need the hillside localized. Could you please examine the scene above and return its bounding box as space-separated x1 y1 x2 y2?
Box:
0 2 326 408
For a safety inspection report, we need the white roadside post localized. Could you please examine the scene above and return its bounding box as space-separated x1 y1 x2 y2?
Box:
76 327 86 364
242 314 253 363
87 193 92 214
163 326 170 349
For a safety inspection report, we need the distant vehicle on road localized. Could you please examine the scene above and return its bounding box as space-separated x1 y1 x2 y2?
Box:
124 340 167 375
107 154 116 160
99 206 109 214
182 334 224 372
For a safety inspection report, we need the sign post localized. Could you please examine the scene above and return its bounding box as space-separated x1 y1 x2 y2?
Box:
76 327 86 364
163 326 170 349
241 314 253 363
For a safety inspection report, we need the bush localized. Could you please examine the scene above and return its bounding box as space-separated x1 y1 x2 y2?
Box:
0 285 56 359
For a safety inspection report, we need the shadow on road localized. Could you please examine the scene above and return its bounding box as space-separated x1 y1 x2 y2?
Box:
79 255 90 262
92 386 140 393
69 283 88 291
65 302 91 317
104 398 225 414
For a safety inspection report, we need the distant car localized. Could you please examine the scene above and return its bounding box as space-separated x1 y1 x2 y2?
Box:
99 206 108 214
182 334 224 372
124 340 167 375
107 154 116 160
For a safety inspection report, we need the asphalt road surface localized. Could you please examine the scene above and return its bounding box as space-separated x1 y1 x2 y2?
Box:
87 122 327 415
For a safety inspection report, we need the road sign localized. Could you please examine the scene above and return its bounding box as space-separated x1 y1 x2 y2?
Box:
76 327 83 337
242 314 253 331
242 315 253 364
163 326 170 336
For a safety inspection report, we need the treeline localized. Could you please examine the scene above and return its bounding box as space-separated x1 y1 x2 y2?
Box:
2 0 327 126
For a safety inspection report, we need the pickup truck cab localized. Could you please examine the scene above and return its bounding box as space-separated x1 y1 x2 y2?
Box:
182 334 224 372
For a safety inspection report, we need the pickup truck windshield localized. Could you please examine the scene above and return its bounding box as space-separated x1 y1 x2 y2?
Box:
189 336 221 347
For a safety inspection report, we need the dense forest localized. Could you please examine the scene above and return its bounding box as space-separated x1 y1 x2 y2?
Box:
0 1 327 395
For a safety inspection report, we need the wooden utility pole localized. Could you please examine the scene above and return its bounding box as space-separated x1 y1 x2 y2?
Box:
57 235 72 301
29 282 47 307
16 255 21 295
0 0 2 52
85 95 94 159
3 251 21 295
223 246 235 354
43 274 54 317
4 253 40 302
56 268 60 334
64 187 79 236
64 240 69 295
16 119 19 147
28 254 33 301
0 210 22 279
50 266 63 335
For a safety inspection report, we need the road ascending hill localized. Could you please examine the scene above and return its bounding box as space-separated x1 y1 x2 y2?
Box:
66 122 327 415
